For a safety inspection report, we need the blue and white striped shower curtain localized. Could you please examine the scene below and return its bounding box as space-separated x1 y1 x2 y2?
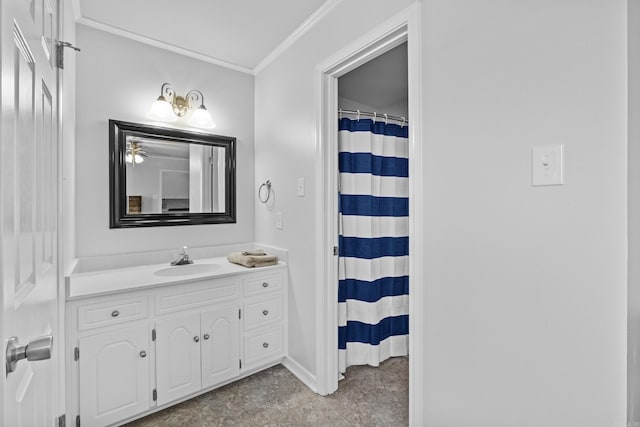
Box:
338 117 409 373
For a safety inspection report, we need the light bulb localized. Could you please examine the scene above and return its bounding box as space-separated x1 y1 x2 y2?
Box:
125 153 133 163
147 97 178 122
187 106 216 129
134 154 144 164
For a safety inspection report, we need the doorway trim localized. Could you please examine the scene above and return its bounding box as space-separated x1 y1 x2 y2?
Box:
314 3 424 425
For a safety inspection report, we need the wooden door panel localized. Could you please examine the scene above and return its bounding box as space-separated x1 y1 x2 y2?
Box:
1 0 60 425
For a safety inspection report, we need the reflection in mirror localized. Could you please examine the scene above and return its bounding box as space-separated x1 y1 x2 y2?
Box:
109 120 236 228
124 137 226 214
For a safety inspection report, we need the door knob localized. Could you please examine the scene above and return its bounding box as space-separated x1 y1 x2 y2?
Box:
5 335 53 374
193 336 200 343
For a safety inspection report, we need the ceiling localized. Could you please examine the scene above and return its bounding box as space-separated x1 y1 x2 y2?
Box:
76 0 330 72
338 43 408 111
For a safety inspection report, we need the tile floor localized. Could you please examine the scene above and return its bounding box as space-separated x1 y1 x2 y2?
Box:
124 356 408 427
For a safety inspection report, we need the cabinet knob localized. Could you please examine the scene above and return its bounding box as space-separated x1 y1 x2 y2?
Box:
193 336 200 343
262 310 269 316
262 342 269 348
203 334 210 340
111 310 119 317
139 350 146 358
262 282 269 288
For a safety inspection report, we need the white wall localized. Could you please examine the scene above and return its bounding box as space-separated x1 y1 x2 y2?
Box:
256 0 627 425
75 25 255 257
629 1 640 425
420 1 626 425
254 0 414 383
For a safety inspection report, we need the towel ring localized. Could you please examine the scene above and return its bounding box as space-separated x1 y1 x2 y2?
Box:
258 180 272 203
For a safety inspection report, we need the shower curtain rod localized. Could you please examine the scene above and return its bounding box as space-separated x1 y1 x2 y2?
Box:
338 108 408 125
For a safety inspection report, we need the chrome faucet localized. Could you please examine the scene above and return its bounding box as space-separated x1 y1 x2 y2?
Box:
171 246 193 266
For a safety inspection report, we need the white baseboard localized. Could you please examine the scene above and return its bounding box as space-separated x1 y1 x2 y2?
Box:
282 356 317 394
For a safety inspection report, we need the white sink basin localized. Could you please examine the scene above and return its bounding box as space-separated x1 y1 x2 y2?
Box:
154 263 221 277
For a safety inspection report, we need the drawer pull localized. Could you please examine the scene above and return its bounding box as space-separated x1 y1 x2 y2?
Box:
203 334 210 340
111 310 120 317
262 310 269 316
262 282 269 288
194 336 200 343
262 342 269 348
139 350 146 358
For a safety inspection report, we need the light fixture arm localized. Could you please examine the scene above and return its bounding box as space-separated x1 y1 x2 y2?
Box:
160 82 175 103
185 90 205 109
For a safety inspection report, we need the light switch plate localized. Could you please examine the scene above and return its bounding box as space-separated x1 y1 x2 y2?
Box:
297 177 305 197
532 145 564 186
276 212 283 229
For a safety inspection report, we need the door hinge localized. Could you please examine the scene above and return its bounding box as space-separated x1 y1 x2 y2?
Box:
152 329 156 341
153 389 157 401
58 414 65 427
75 415 80 427
238 309 241 319
333 246 338 256
239 359 242 369
74 347 79 361
55 40 81 69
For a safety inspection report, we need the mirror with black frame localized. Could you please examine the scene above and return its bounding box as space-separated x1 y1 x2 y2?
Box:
109 120 236 228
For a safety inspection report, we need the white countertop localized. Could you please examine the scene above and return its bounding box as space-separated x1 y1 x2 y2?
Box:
66 257 286 300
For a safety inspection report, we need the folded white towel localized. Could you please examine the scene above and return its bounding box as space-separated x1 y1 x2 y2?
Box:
227 252 278 268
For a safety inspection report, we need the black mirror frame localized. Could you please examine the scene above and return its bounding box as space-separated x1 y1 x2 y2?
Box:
109 119 236 228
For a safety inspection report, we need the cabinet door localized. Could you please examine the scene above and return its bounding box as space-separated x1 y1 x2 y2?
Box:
79 325 150 427
201 305 240 388
156 313 201 405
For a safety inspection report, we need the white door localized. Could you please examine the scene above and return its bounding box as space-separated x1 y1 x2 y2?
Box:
1 0 61 425
156 314 201 405
79 326 151 426
201 305 239 388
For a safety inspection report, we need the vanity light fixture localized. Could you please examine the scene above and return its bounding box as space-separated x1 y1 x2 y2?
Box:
126 141 146 166
147 82 216 129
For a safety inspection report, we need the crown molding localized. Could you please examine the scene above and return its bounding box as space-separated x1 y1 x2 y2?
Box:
253 0 342 75
76 16 255 75
74 0 339 76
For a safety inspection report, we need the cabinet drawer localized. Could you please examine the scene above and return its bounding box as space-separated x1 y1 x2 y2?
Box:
243 326 283 367
77 296 148 331
244 296 282 331
156 278 239 315
243 274 282 297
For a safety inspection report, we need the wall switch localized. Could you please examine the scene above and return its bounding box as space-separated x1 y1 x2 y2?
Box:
296 177 305 197
532 145 564 186
276 212 283 229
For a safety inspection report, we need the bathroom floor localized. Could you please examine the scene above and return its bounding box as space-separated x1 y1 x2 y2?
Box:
124 356 408 427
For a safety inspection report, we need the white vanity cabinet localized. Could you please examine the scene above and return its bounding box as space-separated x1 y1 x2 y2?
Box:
78 323 151 426
66 263 287 427
155 304 239 405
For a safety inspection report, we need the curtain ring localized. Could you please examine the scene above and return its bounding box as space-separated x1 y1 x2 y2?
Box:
339 108 342 120
258 180 271 203
384 113 388 125
401 117 406 128
373 112 377 122
356 110 360 121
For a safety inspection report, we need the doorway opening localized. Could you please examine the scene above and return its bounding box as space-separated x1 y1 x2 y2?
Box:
314 3 424 425
336 41 409 374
